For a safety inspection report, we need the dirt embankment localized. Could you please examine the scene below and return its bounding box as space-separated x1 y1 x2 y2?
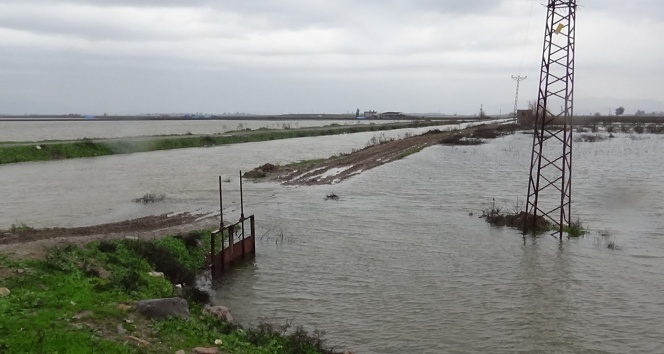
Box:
245 123 517 186
0 213 219 259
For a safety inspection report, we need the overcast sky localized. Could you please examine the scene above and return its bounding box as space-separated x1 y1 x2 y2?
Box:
0 0 662 115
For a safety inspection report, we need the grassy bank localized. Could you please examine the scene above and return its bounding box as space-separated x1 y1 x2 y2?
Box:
0 231 341 353
0 121 449 165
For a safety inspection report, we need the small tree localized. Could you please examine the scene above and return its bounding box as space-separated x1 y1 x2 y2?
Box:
615 106 625 116
635 109 646 116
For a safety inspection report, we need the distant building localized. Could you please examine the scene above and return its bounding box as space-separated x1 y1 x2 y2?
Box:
380 112 406 119
364 110 378 118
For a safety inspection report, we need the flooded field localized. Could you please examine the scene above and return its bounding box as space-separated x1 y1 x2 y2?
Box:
0 119 396 142
1 128 662 353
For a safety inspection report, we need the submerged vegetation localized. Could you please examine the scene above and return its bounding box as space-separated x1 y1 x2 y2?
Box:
480 198 587 237
132 193 166 204
564 218 587 238
0 121 446 166
0 231 344 353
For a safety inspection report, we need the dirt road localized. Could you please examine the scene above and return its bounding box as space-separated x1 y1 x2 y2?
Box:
246 123 516 185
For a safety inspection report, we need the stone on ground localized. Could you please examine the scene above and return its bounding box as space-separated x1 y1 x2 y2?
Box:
0 288 10 297
135 297 190 320
203 305 233 323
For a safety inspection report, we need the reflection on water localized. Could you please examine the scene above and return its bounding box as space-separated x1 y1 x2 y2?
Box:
1 130 663 353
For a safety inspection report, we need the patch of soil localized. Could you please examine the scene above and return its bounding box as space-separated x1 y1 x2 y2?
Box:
0 267 13 280
0 213 219 260
246 123 517 186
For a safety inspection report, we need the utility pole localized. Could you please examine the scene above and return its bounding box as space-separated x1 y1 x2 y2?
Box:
525 0 577 240
511 75 527 119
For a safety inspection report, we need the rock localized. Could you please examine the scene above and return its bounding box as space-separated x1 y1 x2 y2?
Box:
214 339 223 345
148 271 164 278
124 236 138 241
193 348 218 354
117 324 127 335
16 269 25 274
0 288 10 297
175 351 185 354
135 297 190 320
202 305 233 323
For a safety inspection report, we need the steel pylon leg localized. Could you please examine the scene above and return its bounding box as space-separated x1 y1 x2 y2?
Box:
525 0 577 239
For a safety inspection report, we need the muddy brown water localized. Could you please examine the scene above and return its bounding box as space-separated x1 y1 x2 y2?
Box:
1 125 662 353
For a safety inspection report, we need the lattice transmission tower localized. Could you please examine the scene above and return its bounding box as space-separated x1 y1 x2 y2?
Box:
525 0 577 239
511 75 527 118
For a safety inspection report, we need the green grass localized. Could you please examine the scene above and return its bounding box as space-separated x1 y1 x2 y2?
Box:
288 157 336 167
0 121 445 165
0 230 339 353
398 146 424 159
564 219 587 238
10 222 33 232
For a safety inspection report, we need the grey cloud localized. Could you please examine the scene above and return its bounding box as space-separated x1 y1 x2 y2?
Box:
584 0 664 20
0 0 662 114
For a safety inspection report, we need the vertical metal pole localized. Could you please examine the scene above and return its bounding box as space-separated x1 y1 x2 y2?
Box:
210 231 216 277
240 171 245 241
228 224 235 268
240 171 245 220
219 176 224 229
250 215 256 255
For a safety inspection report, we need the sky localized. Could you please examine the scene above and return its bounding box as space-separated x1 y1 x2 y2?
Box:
0 0 662 116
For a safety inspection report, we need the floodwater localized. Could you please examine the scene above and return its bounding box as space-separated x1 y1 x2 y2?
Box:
1 127 663 353
0 119 395 142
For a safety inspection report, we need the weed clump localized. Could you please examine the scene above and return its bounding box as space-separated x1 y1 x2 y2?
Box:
481 200 588 237
121 239 196 286
564 218 587 237
173 230 205 249
10 222 33 232
132 193 165 204
246 321 341 354
480 199 552 234
439 134 483 145
243 163 277 178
